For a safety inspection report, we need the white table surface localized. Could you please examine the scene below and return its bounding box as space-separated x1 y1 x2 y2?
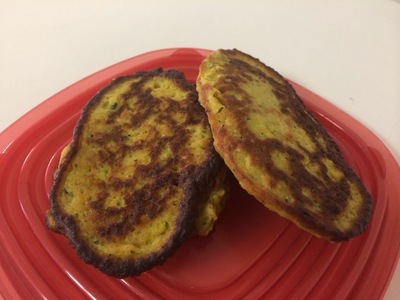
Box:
1 1 399 299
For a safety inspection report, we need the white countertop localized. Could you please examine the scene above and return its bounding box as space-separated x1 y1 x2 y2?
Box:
1 1 399 299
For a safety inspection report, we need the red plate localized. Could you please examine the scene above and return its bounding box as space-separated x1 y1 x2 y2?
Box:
0 48 399 299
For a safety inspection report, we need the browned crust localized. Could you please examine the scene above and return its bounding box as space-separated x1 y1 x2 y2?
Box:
197 49 373 242
48 68 224 278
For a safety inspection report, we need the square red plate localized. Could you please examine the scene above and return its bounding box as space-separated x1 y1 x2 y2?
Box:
0 48 399 299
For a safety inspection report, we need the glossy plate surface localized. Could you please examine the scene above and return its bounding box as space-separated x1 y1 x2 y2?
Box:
0 48 399 299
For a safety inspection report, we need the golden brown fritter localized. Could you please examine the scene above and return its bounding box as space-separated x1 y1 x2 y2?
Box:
47 68 228 278
197 49 372 242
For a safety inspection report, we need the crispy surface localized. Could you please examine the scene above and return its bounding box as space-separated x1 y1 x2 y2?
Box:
48 68 227 277
197 49 372 242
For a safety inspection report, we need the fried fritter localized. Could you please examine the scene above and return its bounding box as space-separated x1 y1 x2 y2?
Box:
196 49 372 242
47 68 228 278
